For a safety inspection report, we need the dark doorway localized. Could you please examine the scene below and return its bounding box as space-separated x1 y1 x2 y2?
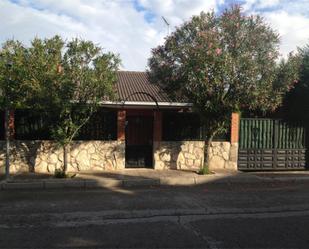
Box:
125 115 153 168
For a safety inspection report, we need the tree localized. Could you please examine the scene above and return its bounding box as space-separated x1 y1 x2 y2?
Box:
0 40 31 179
281 45 309 123
26 36 120 173
148 5 299 171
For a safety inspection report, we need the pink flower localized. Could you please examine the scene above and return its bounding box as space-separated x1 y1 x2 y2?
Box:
215 48 222 55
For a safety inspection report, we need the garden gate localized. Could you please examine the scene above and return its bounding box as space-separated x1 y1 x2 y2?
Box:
238 118 307 170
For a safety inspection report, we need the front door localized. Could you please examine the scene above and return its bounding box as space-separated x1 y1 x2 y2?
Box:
125 115 153 168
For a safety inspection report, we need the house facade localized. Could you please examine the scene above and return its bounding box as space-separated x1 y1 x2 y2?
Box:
0 71 239 174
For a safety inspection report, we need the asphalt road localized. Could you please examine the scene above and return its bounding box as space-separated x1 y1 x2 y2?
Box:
1 182 309 248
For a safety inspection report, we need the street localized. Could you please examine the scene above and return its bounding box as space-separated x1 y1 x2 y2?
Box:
1 182 309 248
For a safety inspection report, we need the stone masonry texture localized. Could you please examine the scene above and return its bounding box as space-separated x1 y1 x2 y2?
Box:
153 141 205 170
0 140 125 173
209 142 238 170
153 141 238 171
0 140 237 173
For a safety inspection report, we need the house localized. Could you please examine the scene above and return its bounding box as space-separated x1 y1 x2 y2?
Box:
0 71 239 173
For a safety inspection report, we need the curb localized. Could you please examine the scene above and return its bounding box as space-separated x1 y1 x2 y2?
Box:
1 175 309 190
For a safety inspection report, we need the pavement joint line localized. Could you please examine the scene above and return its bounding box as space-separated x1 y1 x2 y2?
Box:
3 205 309 220
2 208 309 229
1 174 309 190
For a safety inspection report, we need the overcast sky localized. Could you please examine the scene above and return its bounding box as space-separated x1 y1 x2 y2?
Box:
1 0 309 71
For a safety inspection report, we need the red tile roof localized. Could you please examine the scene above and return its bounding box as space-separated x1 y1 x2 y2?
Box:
116 71 172 102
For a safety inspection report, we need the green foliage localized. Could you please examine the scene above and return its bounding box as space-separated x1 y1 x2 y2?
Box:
198 165 211 175
24 36 120 147
0 35 120 173
148 5 300 140
0 40 33 109
281 45 309 122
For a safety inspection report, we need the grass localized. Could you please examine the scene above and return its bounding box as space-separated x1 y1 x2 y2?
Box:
198 165 213 175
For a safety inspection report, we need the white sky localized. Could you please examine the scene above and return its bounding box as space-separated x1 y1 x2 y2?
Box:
1 0 309 70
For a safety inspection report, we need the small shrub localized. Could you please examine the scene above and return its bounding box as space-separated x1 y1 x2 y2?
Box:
54 168 67 178
198 165 211 175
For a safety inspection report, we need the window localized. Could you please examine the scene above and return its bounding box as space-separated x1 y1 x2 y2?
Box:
14 108 117 140
76 109 117 140
162 112 229 141
15 110 52 140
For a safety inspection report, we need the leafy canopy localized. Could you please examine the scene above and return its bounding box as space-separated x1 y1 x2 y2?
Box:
0 40 33 109
148 6 299 137
282 44 309 122
25 36 120 146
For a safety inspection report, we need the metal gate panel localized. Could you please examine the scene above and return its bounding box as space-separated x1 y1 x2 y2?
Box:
238 118 307 171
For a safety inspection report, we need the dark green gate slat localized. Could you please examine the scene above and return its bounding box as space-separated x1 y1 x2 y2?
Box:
295 125 300 148
262 120 265 148
260 120 262 148
299 126 302 148
246 120 251 148
278 121 282 149
280 121 284 149
269 119 273 149
284 122 287 149
253 119 256 148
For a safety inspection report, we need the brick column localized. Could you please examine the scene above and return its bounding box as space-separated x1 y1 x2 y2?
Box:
153 111 162 142
117 110 126 141
228 112 240 171
231 112 239 144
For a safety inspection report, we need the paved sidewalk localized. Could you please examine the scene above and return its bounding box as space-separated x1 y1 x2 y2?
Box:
1 169 309 190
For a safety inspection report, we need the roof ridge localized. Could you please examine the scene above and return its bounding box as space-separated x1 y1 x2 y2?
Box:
117 70 146 74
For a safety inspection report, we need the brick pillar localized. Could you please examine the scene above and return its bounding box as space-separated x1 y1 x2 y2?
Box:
228 112 240 171
231 112 239 144
117 110 126 141
153 111 162 142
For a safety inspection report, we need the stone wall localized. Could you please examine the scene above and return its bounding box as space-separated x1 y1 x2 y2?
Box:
0 140 238 173
153 141 205 170
208 142 238 170
153 141 238 171
0 140 125 173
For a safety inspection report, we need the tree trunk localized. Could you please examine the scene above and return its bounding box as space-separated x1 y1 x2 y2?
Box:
63 144 68 173
203 134 214 169
4 108 10 180
203 126 221 170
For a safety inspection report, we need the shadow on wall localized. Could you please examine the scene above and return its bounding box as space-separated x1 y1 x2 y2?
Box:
0 140 237 174
153 140 238 171
68 141 125 171
0 140 126 174
0 140 59 173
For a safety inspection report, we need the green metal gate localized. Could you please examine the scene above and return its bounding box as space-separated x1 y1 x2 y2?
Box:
238 118 307 170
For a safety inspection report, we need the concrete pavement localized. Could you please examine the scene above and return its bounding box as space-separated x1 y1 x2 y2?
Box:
1 169 309 190
1 182 309 248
